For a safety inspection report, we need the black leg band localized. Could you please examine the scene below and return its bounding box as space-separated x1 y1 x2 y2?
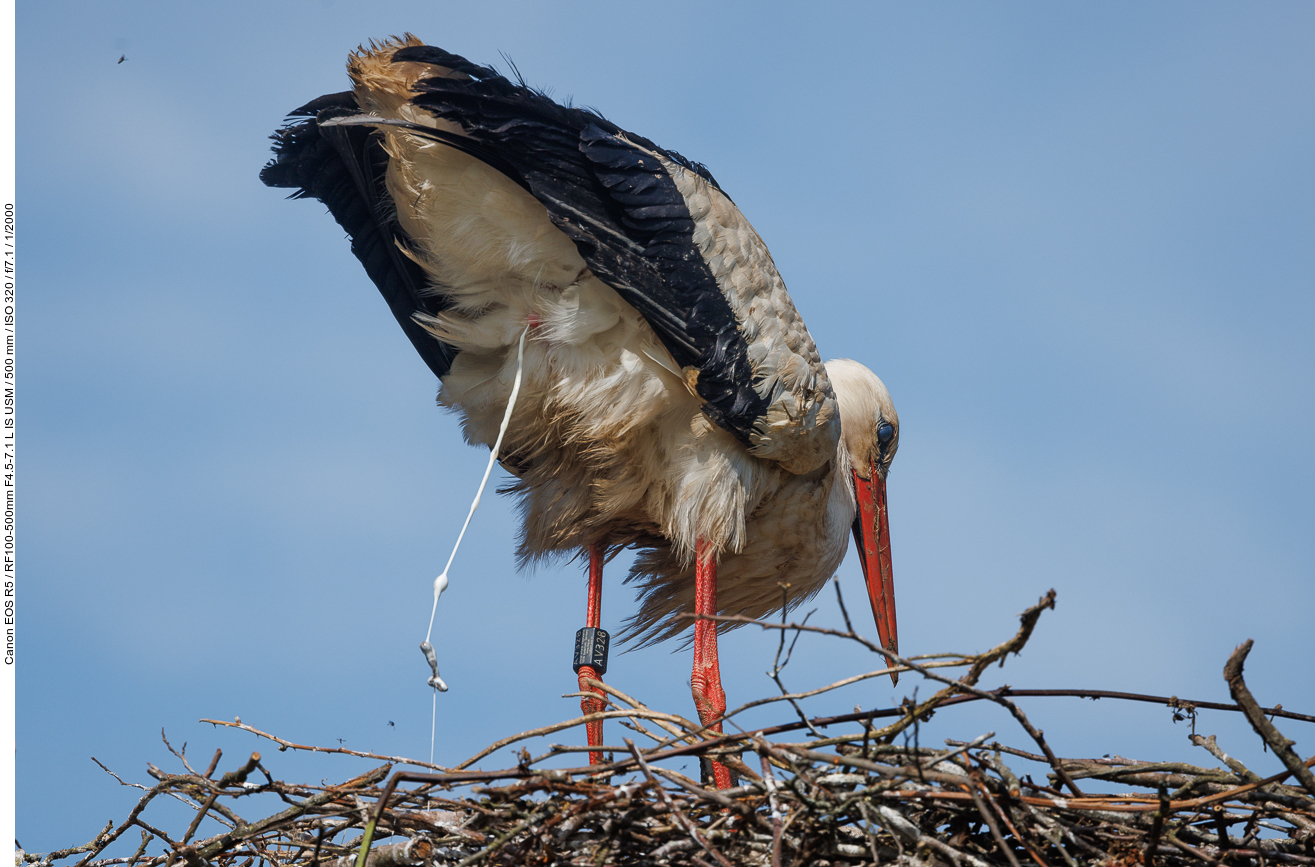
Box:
572 627 610 675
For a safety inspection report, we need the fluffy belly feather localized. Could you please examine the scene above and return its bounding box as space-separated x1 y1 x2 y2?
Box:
426 275 851 643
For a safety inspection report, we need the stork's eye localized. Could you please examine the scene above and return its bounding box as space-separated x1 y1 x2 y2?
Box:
877 422 895 444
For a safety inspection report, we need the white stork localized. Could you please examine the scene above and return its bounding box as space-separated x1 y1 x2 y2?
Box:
262 36 900 788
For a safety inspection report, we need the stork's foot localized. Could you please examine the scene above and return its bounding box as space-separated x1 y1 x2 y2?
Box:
691 667 735 789
691 539 734 789
578 665 606 766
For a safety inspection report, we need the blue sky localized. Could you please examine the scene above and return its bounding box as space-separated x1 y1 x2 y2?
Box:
18 1 1315 854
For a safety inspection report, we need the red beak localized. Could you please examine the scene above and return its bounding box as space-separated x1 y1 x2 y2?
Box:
851 460 898 684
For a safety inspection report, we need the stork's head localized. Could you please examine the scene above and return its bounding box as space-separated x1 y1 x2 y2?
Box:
826 359 900 683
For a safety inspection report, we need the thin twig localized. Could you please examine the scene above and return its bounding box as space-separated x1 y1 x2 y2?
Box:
198 720 451 772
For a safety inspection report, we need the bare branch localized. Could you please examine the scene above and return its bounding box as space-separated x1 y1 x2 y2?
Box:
1224 640 1315 797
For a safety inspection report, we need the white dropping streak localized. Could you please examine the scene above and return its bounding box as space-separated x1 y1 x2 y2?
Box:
421 326 530 721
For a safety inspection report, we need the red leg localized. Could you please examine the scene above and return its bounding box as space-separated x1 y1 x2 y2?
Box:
577 544 606 765
690 539 733 789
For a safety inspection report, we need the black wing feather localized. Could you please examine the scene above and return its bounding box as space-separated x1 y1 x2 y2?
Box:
260 46 768 445
260 92 458 380
393 48 767 445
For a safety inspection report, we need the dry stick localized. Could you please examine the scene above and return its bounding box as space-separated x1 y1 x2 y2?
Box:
952 626 1070 793
199 720 451 772
1221 767 1315 837
708 588 1055 716
128 820 176 855
1224 640 1315 798
976 775 1052 867
165 846 205 867
629 662 972 768
1061 759 1235 782
725 659 969 721
92 759 234 829
1024 805 1084 867
923 732 996 771
215 754 262 789
567 683 763 784
488 675 1313 780
538 744 634 757
308 827 329 867
246 839 285 867
1144 785 1169 867
454 706 703 770
203 750 223 780
128 831 154 867
576 677 701 747
916 634 1089 796
690 616 1020 759
708 610 1312 737
832 575 858 635
174 752 265 861
1224 850 1315 866
875 776 1315 813
757 749 785 867
751 682 1313 748
187 764 391 865
65 736 1312 867
68 620 1311 867
576 679 686 740
556 687 649 747
445 800 548 865
962 740 1269 803
33 822 116 866
362 728 1315 822
354 769 471 867
688 613 907 674
1164 831 1223 866
994 689 1315 726
967 781 1024 867
91 758 151 792
646 764 743 813
160 730 199 777
769 584 825 739
921 831 999 867
1192 734 1262 784
141 766 255 827
176 794 219 851
625 740 735 867
984 750 1024 800
779 744 983 790
71 789 170 867
852 801 888 865
770 588 1087 797
323 838 432 867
